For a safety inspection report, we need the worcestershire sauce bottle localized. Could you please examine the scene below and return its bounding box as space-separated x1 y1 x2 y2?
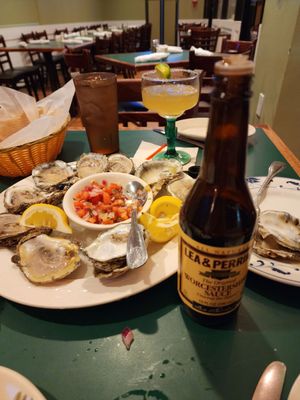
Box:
178 56 256 326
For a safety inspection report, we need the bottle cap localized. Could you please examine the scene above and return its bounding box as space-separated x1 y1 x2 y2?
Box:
214 55 254 76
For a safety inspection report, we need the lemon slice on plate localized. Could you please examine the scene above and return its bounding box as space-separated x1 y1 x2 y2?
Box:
20 204 72 234
150 195 182 218
139 212 179 243
155 63 171 79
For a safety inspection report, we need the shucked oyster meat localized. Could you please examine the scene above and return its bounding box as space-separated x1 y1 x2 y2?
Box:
107 153 134 174
4 184 63 214
253 210 300 261
84 223 148 279
135 159 182 197
12 233 81 283
32 160 76 191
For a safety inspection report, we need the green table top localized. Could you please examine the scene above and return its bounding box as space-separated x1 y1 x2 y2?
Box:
98 50 189 66
0 128 299 400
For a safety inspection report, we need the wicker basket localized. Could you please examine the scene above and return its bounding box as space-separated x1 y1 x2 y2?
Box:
0 116 70 178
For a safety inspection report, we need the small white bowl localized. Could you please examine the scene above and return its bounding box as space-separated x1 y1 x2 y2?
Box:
63 172 153 231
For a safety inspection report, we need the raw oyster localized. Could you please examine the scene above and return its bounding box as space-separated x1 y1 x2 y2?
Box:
253 210 300 261
135 159 182 197
0 213 51 248
107 154 134 174
167 175 195 201
76 153 108 178
32 160 76 191
4 184 63 214
84 224 147 279
11 233 81 283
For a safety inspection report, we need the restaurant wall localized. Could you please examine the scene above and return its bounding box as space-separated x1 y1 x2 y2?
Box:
102 0 145 20
250 0 300 157
37 0 104 24
179 0 204 19
0 0 39 26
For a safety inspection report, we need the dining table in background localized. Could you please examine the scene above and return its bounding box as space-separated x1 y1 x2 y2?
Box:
1 40 94 91
0 126 299 400
95 50 190 78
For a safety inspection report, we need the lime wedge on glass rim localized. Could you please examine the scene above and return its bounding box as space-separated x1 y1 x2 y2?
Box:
155 63 171 79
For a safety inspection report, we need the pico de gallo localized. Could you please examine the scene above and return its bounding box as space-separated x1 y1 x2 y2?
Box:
73 180 141 225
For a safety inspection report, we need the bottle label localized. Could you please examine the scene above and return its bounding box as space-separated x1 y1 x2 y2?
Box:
178 227 253 316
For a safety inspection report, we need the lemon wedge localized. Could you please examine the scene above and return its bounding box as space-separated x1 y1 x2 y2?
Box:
139 212 179 243
20 204 72 234
155 63 171 79
150 196 182 218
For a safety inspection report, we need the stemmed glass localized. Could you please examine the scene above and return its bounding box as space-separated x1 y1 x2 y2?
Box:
141 69 199 165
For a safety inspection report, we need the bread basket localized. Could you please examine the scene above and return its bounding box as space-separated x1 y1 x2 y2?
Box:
0 116 70 178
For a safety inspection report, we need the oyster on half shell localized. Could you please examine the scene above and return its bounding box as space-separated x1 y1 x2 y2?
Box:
84 224 148 279
4 184 64 214
0 213 51 248
76 153 108 178
253 210 300 261
135 159 182 197
107 154 134 174
32 160 76 191
11 233 81 283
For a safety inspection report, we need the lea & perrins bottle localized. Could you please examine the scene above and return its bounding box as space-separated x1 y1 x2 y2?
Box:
178 56 257 326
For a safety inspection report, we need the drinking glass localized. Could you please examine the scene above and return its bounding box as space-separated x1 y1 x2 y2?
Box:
141 69 199 165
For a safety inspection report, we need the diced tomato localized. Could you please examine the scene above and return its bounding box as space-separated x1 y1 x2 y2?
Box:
102 191 111 205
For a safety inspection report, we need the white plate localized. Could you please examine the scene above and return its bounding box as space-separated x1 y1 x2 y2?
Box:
0 176 178 309
248 176 300 286
176 117 256 141
0 366 46 400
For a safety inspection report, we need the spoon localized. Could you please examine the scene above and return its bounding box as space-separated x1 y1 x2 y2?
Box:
255 161 286 209
252 361 286 400
125 181 148 269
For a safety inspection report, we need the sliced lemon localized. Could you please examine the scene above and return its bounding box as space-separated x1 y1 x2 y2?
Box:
155 63 171 79
149 195 182 218
139 212 179 243
20 204 72 234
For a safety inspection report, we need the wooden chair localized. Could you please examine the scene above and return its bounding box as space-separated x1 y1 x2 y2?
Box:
0 35 45 100
190 27 220 52
54 27 68 37
63 49 94 74
122 28 138 52
139 23 152 51
117 78 164 127
221 39 256 60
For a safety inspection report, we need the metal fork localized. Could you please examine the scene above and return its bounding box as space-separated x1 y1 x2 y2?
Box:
14 391 32 400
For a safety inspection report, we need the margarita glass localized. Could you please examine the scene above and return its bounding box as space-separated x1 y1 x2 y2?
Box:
141 69 199 164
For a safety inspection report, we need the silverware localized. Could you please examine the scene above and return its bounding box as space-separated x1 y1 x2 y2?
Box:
153 128 205 148
252 361 286 400
125 181 148 269
287 374 300 400
255 161 286 208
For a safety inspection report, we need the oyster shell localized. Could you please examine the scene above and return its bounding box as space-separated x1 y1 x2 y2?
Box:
107 154 134 174
32 160 76 191
0 213 51 248
135 159 182 197
84 224 147 279
11 233 81 283
167 175 195 201
76 153 108 178
253 210 300 261
4 184 63 214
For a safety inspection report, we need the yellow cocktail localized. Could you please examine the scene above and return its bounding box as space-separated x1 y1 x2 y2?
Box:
141 69 199 165
142 84 199 118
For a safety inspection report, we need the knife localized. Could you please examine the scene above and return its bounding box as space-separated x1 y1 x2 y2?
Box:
287 374 300 400
252 361 286 400
153 128 205 149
